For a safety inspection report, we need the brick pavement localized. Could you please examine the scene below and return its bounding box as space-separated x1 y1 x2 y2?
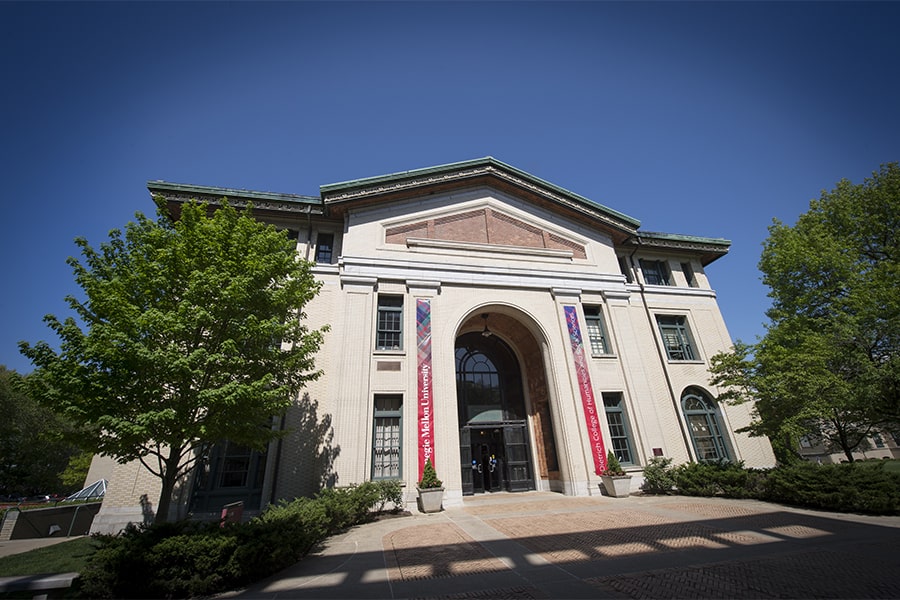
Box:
227 493 900 599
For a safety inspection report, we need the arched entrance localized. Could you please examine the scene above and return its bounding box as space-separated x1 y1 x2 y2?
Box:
455 322 537 495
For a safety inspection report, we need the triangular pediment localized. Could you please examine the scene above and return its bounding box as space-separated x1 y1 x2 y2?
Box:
321 157 640 243
384 205 587 259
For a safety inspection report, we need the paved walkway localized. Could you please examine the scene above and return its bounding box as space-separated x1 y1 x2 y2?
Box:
0 536 79 559
222 492 900 599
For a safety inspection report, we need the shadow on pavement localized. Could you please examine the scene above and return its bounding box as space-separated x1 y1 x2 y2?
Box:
229 496 900 599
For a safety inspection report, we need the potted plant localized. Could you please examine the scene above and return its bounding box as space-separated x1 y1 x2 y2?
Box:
600 451 632 498
416 458 444 513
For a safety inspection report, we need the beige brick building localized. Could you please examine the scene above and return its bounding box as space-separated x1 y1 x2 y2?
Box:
91 158 775 533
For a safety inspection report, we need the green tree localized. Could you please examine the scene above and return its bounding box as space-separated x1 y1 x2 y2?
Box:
61 451 95 490
711 163 900 463
20 200 327 522
0 366 82 496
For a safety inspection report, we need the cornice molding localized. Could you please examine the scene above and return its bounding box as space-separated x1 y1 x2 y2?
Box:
151 190 323 216
322 163 640 235
406 237 574 260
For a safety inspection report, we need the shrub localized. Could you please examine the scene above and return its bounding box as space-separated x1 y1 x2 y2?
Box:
640 456 675 494
673 460 761 498
78 481 404 599
78 521 211 599
762 461 900 514
603 451 625 476
146 530 237 598
418 459 442 488
372 479 404 513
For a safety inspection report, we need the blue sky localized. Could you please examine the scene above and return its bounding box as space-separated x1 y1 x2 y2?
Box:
2 1 898 374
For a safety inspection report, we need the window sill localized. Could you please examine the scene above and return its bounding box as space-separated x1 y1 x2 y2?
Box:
374 349 406 356
591 353 617 359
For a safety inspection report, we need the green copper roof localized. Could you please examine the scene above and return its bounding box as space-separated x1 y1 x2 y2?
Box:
148 161 731 263
626 231 731 265
147 180 320 206
637 231 731 248
320 156 642 229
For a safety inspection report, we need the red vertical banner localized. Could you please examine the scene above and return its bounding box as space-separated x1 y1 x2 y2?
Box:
564 305 608 475
416 298 434 479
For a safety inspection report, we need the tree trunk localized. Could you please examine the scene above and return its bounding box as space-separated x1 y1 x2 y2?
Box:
154 453 183 524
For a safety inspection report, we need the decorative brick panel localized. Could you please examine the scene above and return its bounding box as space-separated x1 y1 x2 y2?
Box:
433 210 488 243
385 222 427 245
384 207 585 258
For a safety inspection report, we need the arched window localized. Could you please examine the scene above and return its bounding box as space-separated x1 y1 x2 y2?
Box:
455 333 524 425
681 388 731 462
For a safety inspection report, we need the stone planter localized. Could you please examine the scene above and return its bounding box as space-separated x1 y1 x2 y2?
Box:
601 475 632 498
416 487 444 513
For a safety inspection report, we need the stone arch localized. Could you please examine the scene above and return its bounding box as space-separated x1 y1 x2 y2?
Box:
681 386 732 462
454 306 561 494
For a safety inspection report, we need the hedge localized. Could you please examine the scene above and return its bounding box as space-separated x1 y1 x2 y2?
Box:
640 458 900 516
77 480 403 599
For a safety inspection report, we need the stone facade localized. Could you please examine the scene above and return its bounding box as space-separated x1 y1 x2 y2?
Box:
90 158 775 533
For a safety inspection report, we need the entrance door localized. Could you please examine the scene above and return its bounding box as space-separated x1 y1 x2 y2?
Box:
460 424 532 495
460 428 473 495
504 424 534 492
466 427 505 493
456 330 535 496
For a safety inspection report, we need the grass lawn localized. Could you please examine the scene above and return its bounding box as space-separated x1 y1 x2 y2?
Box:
0 537 96 577
856 458 900 474
881 459 900 474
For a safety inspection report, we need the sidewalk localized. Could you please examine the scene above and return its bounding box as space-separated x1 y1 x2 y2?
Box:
222 492 900 599
0 536 80 559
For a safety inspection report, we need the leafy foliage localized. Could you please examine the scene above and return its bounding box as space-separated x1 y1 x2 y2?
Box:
78 481 403 599
710 163 900 462
418 458 442 488
641 457 900 515
602 450 625 476
761 461 900 514
19 199 327 522
672 460 765 499
60 451 94 490
640 456 675 494
0 366 84 496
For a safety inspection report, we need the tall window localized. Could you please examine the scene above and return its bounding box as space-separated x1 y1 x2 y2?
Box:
640 259 671 286
190 440 267 512
681 262 698 287
315 232 334 263
682 388 730 462
657 315 696 361
617 256 634 283
372 394 402 479
455 333 525 424
603 393 634 465
584 305 611 355
376 295 403 350
219 442 253 487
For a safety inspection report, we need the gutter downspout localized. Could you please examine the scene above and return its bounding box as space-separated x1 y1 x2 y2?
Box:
269 206 312 505
630 236 695 461
305 207 314 262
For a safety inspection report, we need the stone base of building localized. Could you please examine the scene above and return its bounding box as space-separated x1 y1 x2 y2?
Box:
90 506 148 535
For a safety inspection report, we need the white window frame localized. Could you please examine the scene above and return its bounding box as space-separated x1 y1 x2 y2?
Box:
376 295 404 351
640 259 671 286
583 305 612 356
371 394 402 480
656 314 698 361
